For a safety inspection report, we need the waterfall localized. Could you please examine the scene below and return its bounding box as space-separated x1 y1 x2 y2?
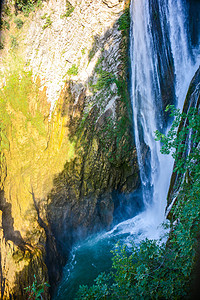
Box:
55 1 200 298
130 0 199 224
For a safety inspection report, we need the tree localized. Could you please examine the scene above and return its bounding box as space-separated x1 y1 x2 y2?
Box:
76 106 200 299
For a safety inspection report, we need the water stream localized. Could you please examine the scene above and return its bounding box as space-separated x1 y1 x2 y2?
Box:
54 1 200 298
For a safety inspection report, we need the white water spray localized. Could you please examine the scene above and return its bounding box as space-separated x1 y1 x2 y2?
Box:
130 0 199 230
167 0 199 107
55 1 200 298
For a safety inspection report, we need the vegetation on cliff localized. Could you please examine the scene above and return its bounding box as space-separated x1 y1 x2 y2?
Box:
76 105 200 299
15 0 43 15
0 0 139 297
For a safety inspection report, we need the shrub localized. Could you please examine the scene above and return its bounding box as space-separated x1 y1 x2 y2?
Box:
67 64 78 76
10 36 18 48
4 20 10 30
0 41 4 50
24 275 50 300
76 106 200 299
118 8 130 34
3 5 12 16
15 0 42 16
14 18 24 29
0 19 10 30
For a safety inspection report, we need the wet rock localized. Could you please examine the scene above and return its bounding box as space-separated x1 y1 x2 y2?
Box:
166 66 200 216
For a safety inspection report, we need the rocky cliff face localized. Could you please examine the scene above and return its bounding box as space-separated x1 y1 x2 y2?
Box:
0 0 139 298
166 66 200 217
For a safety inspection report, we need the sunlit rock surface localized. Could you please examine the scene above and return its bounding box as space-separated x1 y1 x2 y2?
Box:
0 0 139 298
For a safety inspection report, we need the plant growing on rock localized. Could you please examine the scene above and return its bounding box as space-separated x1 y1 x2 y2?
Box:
61 0 75 18
15 0 42 15
118 8 130 36
14 18 24 29
0 41 4 49
42 16 52 29
0 20 10 30
10 35 18 48
76 106 200 299
67 64 78 76
24 275 50 300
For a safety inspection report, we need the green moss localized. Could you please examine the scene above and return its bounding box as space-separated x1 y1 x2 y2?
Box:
67 64 78 76
0 67 47 153
81 48 86 55
88 36 99 62
63 7 74 18
29 112 46 136
3 71 31 115
41 13 47 20
61 1 75 18
88 48 96 62
42 16 52 30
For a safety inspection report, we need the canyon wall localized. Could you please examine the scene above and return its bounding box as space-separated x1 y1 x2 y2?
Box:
166 66 200 217
0 0 139 298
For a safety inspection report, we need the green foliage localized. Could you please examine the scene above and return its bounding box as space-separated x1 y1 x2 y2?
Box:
24 274 50 300
86 50 133 162
42 16 52 29
76 106 200 299
14 18 24 29
90 60 115 92
3 5 12 17
81 48 86 55
118 8 130 35
88 48 96 62
0 41 4 50
10 35 18 48
4 20 10 30
88 37 99 62
61 1 74 18
155 105 200 175
41 13 47 20
93 69 115 92
67 64 78 76
0 20 10 30
76 273 111 300
15 0 42 16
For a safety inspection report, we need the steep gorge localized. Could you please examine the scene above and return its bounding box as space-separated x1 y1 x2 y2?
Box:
0 0 140 298
1 0 199 298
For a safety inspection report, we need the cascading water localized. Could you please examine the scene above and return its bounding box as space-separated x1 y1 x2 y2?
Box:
130 0 173 217
54 1 200 298
130 0 199 223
